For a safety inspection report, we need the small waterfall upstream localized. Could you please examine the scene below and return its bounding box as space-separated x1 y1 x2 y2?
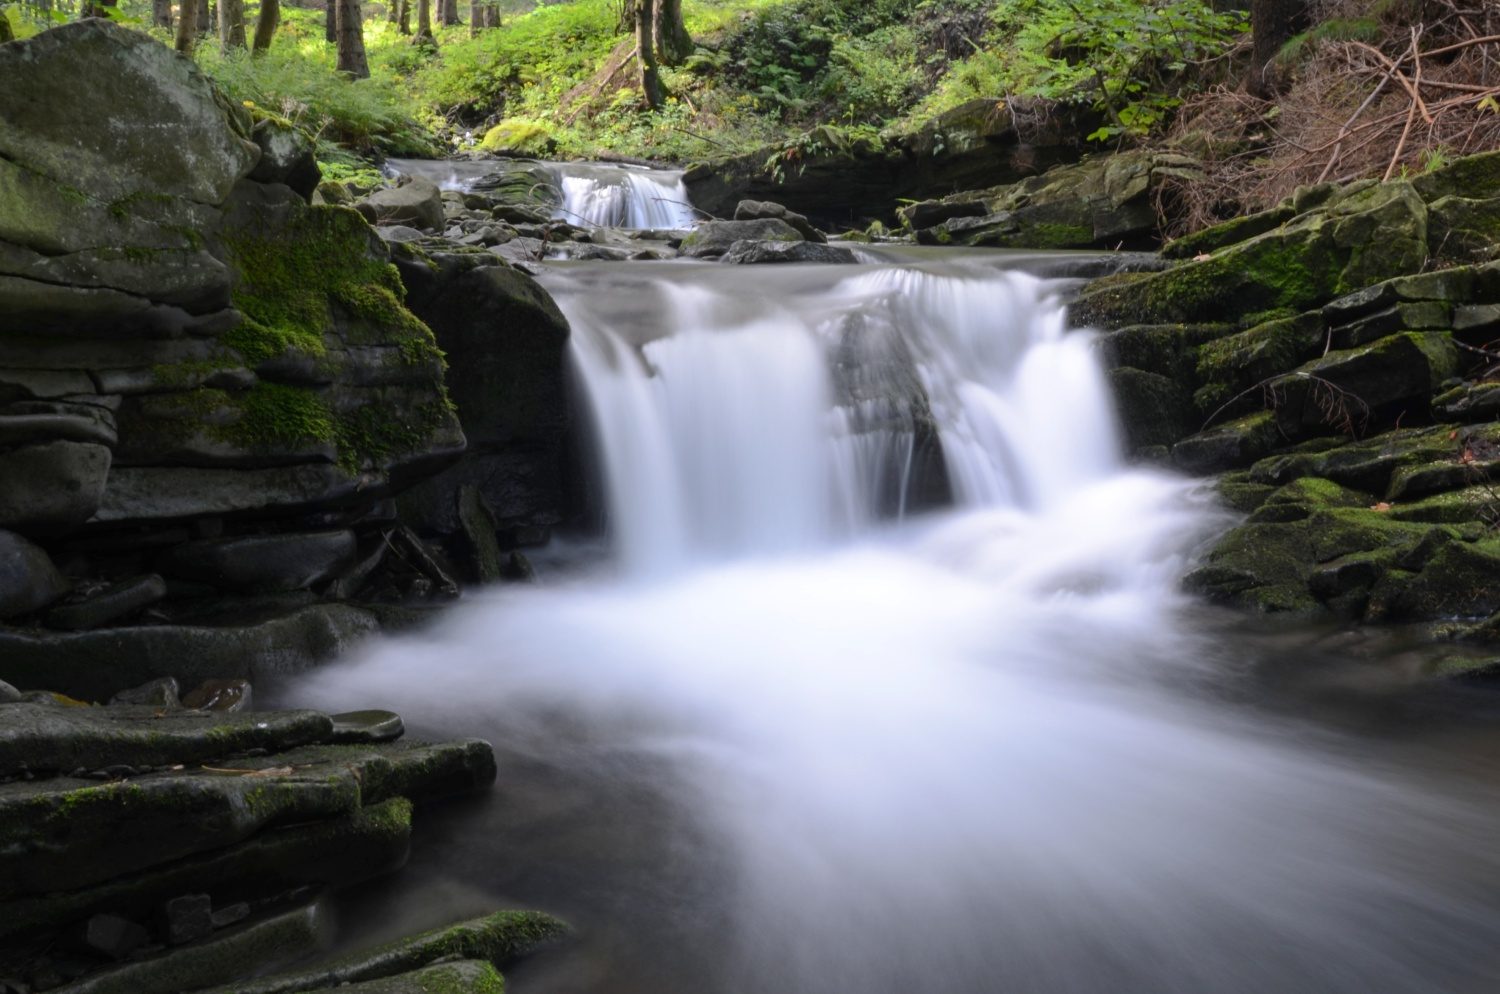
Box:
296 249 1500 993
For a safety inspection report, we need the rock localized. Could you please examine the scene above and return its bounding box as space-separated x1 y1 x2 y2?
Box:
455 484 503 584
898 199 987 230
0 529 69 619
159 894 212 946
356 177 445 232
374 224 427 244
46 574 167 631
1433 381 1500 421
1171 412 1281 475
720 240 857 264
0 441 112 532
0 679 20 704
1273 332 1457 430
181 678 252 713
1107 368 1195 453
78 914 148 960
733 200 826 242
678 218 804 258
109 676 181 709
196 910 567 994
248 119 321 201
0 703 331 775
211 903 250 929
299 960 506 994
0 603 382 703
46 899 330 994
156 531 357 593
393 256 571 538
328 710 404 744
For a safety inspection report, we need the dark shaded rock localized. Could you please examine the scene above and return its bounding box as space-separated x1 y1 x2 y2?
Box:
159 894 212 946
45 574 166 631
328 710 404 744
0 529 69 619
198 910 567 994
109 676 180 709
78 914 147 961
356 177 444 232
0 441 112 532
249 120 321 201
679 218 804 258
182 678 252 712
1433 381 1500 421
211 903 250 929
1108 367 1195 452
733 200 826 242
898 199 987 230
720 240 857 264
298 960 506 993
0 679 20 704
0 604 383 702
47 899 329 994
1274 332 1457 429
156 531 357 593
1375 540 1500 621
1172 411 1282 475
455 485 503 584
393 257 571 536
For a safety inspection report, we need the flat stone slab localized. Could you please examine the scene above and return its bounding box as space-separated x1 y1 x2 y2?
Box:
0 703 331 776
304 960 505 993
328 709 405 744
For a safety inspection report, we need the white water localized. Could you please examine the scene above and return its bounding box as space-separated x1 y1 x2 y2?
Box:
297 254 1500 993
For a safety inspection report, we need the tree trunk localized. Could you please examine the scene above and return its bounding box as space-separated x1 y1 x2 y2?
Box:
1249 0 1307 97
197 0 211 34
336 0 369 75
413 0 435 47
252 0 278 51
468 0 478 35
483 4 498 27
397 0 410 33
219 0 246 48
153 0 173 28
175 0 199 52
387 0 396 21
634 0 664 109
652 0 690 67
324 0 335 41
0 13 12 41
440 0 458 26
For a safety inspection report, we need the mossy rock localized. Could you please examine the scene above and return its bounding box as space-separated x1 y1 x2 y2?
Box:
1411 149 1500 202
1171 410 1283 475
1247 424 1454 495
1097 323 1231 381
1194 311 1326 402
1161 204 1297 260
479 118 556 156
1107 367 1196 452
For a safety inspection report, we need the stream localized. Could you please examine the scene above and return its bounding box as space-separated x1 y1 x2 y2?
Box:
286 165 1500 994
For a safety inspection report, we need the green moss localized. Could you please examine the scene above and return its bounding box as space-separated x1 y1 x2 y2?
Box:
218 382 337 451
479 118 556 155
335 400 455 473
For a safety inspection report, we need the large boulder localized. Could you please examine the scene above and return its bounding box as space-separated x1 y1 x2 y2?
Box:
679 218 804 258
0 530 69 619
355 176 445 232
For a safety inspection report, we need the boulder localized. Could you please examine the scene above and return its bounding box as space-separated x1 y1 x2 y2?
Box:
0 529 69 619
356 177 445 232
0 441 112 532
45 574 167 631
248 119 321 201
720 240 857 264
733 200 826 242
679 218 804 258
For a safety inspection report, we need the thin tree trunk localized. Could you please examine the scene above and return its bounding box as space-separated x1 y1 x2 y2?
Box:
79 0 116 20
413 0 435 46
219 0 246 48
0 13 12 41
652 0 690 66
176 0 199 52
324 0 335 41
634 0 664 109
397 0 410 32
386 0 396 21
153 0 173 28
483 4 497 27
252 0 278 51
336 0 369 75
196 0 211 34
468 0 478 35
1249 0 1307 97
440 0 458 26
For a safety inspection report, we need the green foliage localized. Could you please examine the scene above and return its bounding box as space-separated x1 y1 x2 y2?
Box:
479 116 555 153
986 0 1245 141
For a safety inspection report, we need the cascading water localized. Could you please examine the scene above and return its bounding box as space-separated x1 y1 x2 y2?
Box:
293 250 1500 993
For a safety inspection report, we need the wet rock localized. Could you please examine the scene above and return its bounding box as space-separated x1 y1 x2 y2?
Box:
0 679 20 704
210 903 250 929
157 531 357 593
374 224 427 244
159 894 212 946
48 899 330 994
109 676 180 709
679 218 804 258
0 441 112 532
45 574 166 631
0 702 331 775
78 914 148 960
898 199 987 230
356 177 445 232
1108 367 1195 453
0 530 69 619
303 959 506 993
182 678 252 713
197 910 567 994
0 603 382 703
1171 412 1281 475
720 240 857 264
733 199 826 242
328 710 405 744
248 119 320 201
455 484 503 584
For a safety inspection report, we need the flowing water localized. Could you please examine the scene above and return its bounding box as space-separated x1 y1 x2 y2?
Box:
291 231 1500 991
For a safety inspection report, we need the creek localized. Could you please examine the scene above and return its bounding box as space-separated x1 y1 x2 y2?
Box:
285 169 1500 994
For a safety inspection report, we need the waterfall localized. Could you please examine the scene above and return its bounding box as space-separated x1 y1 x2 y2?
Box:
295 251 1500 994
554 163 697 229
